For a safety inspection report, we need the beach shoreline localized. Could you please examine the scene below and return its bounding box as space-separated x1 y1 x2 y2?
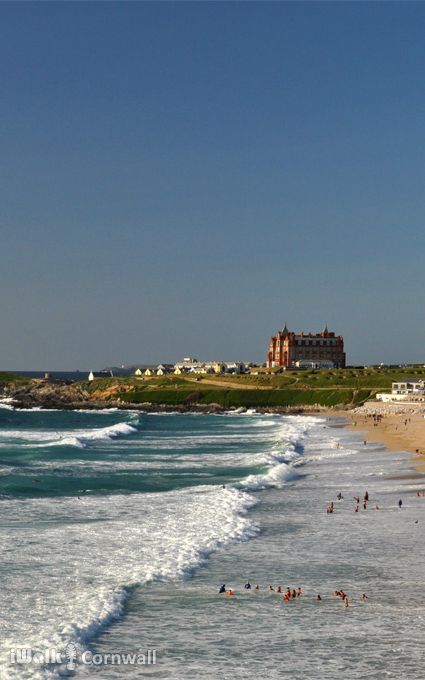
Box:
329 401 425 475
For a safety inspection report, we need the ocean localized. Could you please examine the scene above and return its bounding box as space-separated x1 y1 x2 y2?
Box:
0 405 423 679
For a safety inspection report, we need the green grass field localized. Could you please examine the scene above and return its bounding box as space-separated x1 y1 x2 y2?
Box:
117 387 374 408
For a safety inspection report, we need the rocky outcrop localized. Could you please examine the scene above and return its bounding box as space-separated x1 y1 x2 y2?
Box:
10 381 90 409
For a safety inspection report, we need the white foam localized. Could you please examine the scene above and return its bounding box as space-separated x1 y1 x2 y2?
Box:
0 422 138 448
0 487 257 679
0 411 327 679
0 402 15 411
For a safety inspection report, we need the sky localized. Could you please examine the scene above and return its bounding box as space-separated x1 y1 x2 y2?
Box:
1 1 425 370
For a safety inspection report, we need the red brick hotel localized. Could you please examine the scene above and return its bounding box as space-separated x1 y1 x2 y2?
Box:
267 324 346 369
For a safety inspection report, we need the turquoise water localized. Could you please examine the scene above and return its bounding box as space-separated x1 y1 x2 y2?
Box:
0 405 424 679
0 409 267 496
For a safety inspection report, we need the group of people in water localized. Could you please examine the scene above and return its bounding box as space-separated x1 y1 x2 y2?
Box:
327 489 404 513
219 583 303 599
219 583 368 607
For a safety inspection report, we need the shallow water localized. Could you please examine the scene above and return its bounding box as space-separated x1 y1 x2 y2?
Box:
0 406 423 679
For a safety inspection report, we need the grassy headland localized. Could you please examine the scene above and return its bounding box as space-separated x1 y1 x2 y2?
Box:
77 366 424 410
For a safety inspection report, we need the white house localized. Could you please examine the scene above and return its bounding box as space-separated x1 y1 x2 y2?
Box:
156 364 174 376
88 370 113 381
377 379 425 402
391 379 425 394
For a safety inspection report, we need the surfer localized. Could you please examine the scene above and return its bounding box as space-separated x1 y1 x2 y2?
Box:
219 584 226 594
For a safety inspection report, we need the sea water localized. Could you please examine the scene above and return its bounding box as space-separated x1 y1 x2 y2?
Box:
0 406 423 679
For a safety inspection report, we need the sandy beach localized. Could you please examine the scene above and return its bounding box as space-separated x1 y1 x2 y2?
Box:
337 401 425 473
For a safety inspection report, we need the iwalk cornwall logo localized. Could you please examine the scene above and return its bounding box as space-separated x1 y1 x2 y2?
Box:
10 644 157 669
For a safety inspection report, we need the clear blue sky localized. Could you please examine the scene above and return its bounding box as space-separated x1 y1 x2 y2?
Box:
1 1 425 369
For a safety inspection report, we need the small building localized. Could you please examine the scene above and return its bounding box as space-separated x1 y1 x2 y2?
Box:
156 364 174 376
295 360 334 369
88 370 113 382
225 362 245 374
190 366 214 375
174 358 202 371
377 378 425 402
174 366 189 375
391 379 425 395
134 368 142 376
144 368 154 376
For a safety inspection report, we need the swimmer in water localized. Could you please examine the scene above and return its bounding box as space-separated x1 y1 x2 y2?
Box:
296 587 302 597
268 585 274 592
254 584 260 591
219 584 226 594
244 582 251 590
361 594 369 600
317 594 322 601
355 505 359 512
398 499 403 508
276 586 282 593
226 589 234 597
344 597 349 608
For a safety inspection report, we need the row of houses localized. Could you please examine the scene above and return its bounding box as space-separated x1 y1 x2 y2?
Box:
134 358 247 377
